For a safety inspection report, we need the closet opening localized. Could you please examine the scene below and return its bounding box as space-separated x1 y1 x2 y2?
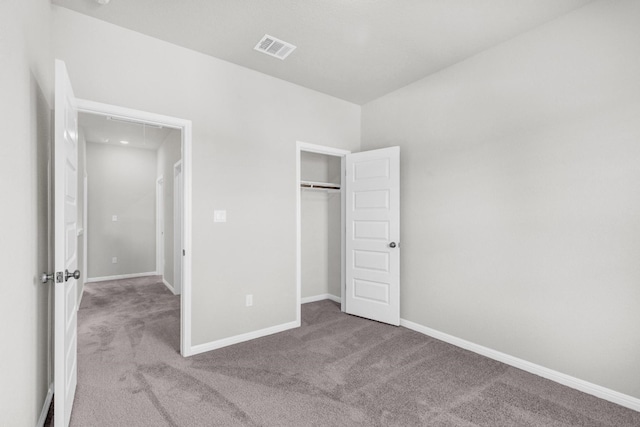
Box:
296 142 351 323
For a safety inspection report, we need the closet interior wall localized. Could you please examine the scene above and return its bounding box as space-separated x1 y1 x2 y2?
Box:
301 152 342 300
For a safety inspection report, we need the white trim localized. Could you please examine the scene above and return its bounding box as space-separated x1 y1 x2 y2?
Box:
190 321 299 356
77 284 85 310
76 99 186 129
180 121 193 356
81 173 88 308
173 160 183 295
36 383 54 427
162 278 177 295
296 141 350 327
340 153 346 313
156 175 164 276
76 98 193 358
400 319 640 413
301 294 341 304
86 272 157 283
297 141 351 156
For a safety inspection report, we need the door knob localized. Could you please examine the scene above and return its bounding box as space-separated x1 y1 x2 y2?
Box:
389 242 397 248
42 271 65 283
65 269 81 281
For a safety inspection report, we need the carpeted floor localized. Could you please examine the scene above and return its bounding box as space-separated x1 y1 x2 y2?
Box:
64 276 640 426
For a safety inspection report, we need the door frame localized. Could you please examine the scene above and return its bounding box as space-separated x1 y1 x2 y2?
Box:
156 175 165 277
79 173 88 309
76 98 194 356
173 160 183 295
295 141 350 323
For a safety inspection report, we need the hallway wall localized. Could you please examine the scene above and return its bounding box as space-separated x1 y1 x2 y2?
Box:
86 142 157 279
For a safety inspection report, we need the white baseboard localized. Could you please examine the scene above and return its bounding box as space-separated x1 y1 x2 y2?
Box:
86 271 157 283
301 294 341 304
400 319 640 413
162 278 177 295
36 383 53 427
190 320 299 356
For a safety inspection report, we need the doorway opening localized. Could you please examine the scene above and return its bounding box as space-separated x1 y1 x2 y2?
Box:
296 141 402 327
76 99 193 356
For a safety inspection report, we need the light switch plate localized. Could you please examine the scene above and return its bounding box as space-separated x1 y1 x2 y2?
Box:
214 210 227 223
112 215 118 222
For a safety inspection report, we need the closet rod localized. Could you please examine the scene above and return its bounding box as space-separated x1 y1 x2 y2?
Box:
300 180 340 191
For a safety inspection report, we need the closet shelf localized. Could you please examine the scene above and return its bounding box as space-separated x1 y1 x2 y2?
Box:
300 180 341 193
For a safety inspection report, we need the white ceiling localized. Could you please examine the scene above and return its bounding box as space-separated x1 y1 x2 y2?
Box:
53 0 593 104
79 112 175 150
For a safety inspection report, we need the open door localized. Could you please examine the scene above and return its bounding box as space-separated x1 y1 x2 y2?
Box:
345 146 400 325
54 59 80 427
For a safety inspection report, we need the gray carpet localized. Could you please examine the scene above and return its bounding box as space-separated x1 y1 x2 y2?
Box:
66 276 640 426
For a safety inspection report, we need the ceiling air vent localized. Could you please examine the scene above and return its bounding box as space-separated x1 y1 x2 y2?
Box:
254 34 296 60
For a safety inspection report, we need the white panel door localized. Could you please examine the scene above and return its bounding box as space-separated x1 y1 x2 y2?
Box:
345 147 400 325
54 59 79 427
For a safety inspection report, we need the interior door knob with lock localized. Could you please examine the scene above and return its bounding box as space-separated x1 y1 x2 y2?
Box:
42 270 81 283
65 269 81 281
389 242 397 248
41 272 55 284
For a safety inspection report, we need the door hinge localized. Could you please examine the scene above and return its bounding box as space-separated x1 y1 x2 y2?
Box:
56 271 64 283
182 249 185 256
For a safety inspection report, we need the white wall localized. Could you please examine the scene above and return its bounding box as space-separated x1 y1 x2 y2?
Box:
0 0 53 425
362 0 640 400
301 191 330 298
156 129 182 289
53 6 361 346
86 142 157 278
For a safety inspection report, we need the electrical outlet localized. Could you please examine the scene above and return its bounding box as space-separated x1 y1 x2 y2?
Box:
112 257 118 264
246 294 253 307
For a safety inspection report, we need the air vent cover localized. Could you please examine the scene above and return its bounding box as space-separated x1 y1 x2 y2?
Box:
254 34 296 60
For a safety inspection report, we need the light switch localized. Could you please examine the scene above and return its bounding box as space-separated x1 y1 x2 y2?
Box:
214 210 227 223
112 215 118 222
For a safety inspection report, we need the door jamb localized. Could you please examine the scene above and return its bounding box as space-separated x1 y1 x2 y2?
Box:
296 141 350 324
173 160 183 294
80 173 88 309
156 175 165 277
76 98 194 356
